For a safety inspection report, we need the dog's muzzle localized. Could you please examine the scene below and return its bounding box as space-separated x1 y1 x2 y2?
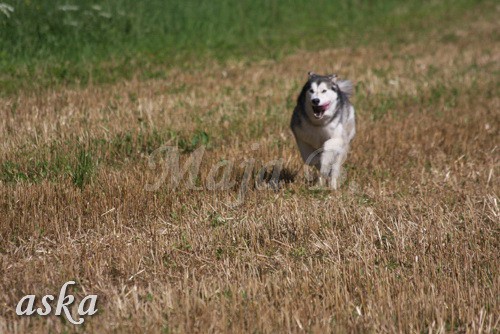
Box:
312 103 330 119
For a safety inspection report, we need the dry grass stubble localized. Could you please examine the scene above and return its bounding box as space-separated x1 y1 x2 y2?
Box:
0 8 499 333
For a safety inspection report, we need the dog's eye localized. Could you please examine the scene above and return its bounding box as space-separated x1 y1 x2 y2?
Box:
322 89 327 93
309 89 314 94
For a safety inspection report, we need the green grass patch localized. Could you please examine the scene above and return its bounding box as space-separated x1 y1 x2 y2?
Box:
0 0 490 95
0 128 211 185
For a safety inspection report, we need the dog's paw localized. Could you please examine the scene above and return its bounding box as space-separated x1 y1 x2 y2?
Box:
318 175 327 187
329 177 338 190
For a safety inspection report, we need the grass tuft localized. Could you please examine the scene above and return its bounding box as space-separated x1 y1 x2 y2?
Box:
72 148 95 189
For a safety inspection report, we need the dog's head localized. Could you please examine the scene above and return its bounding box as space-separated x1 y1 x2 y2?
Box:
303 72 353 121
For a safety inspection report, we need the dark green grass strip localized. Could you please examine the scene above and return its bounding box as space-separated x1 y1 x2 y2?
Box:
0 0 489 95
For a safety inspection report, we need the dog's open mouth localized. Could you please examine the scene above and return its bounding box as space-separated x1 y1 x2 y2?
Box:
312 103 330 119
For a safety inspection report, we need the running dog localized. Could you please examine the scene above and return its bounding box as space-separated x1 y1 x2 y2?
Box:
290 72 355 189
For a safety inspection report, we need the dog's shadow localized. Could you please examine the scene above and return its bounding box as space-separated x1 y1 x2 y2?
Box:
257 166 298 190
278 167 297 183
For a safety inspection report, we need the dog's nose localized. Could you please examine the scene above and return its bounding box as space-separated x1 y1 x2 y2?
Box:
312 98 320 106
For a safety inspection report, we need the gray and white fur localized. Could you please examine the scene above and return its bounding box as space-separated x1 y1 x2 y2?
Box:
290 72 356 189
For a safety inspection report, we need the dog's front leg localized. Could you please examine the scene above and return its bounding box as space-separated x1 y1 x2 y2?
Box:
321 137 345 189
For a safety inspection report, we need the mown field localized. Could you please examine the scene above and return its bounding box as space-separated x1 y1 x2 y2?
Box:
1 0 499 333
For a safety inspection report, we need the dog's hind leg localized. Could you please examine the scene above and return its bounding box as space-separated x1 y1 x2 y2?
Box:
296 139 325 185
297 140 321 169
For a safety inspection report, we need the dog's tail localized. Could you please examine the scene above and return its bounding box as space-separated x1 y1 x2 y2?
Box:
337 80 354 98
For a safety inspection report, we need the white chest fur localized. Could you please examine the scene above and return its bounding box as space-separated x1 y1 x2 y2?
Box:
294 118 342 149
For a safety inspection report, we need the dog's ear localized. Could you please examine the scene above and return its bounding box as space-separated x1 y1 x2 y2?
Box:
337 80 354 97
308 71 316 79
329 74 338 82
